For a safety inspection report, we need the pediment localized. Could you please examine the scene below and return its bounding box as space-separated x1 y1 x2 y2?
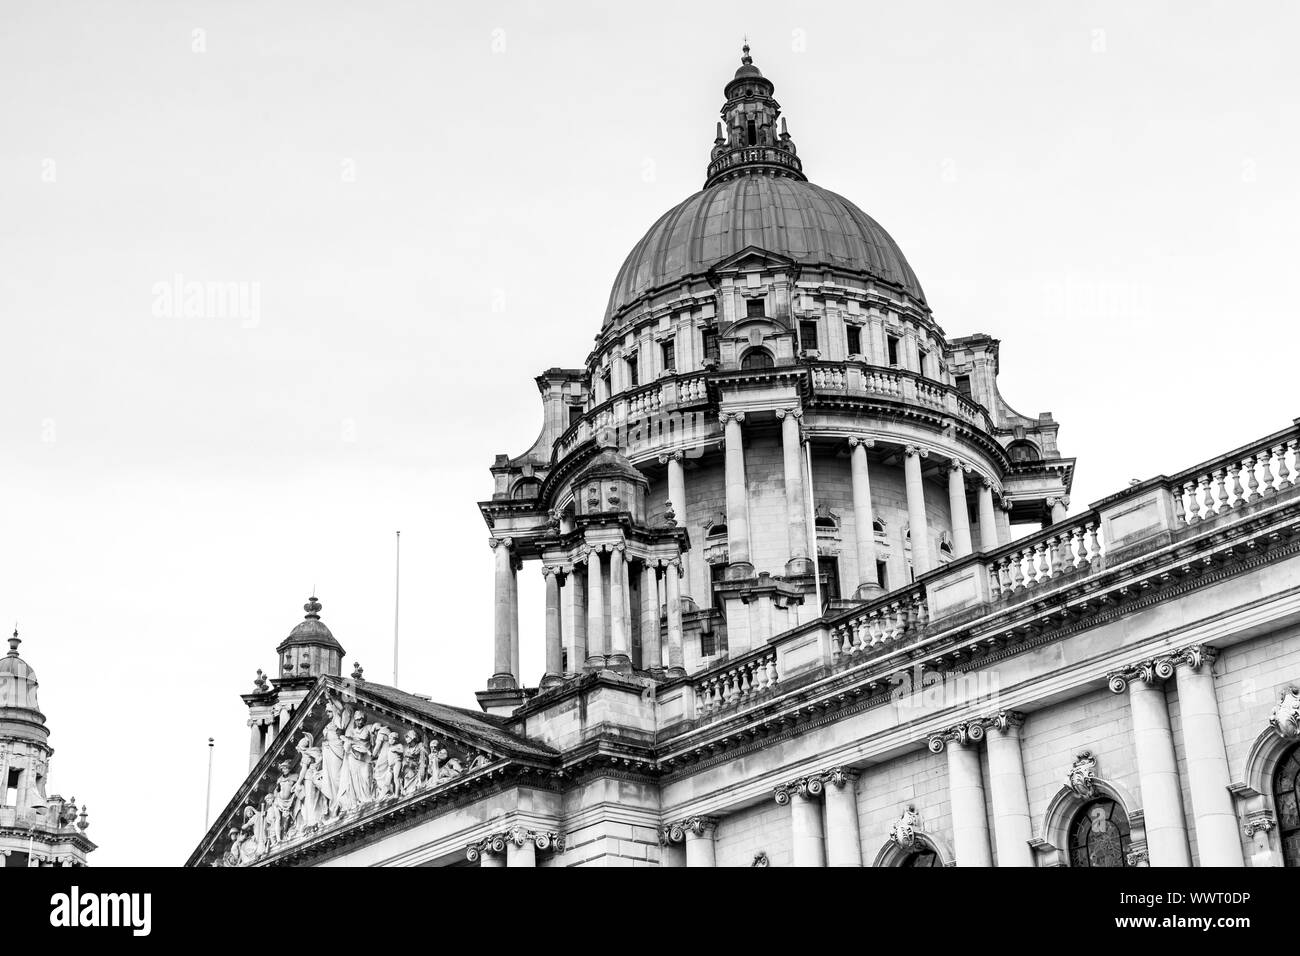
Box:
189 676 556 867
707 245 799 277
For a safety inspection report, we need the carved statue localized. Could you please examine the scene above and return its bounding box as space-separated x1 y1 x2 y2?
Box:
1066 751 1098 798
1270 686 1300 739
373 729 402 801
342 711 381 808
400 730 428 795
294 734 327 832
890 805 921 849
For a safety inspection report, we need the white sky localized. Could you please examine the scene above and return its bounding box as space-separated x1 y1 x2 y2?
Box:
1 1 1296 865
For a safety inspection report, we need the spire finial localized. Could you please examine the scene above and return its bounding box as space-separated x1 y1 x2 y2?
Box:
7 624 19 657
741 37 751 64
304 595 322 620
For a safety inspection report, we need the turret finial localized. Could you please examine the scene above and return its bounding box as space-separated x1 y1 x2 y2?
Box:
8 624 20 657
303 595 322 620
741 39 751 65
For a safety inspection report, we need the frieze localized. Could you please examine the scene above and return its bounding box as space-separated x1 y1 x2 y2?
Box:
211 689 493 867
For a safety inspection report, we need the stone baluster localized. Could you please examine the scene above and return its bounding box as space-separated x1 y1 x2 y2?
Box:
1244 455 1261 503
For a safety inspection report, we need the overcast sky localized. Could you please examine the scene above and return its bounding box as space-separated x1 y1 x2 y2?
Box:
2 1 1296 865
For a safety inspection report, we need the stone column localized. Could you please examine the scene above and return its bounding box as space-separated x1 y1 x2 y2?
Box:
567 564 587 670
1174 647 1245 866
777 779 827 867
608 544 630 664
977 478 999 552
997 496 1014 546
509 557 519 680
946 459 973 557
542 566 563 684
777 408 812 575
640 562 661 670
1109 662 1192 866
679 817 718 867
662 450 692 598
490 537 516 686
904 446 932 574
664 559 684 670
721 412 752 570
985 712 1035 867
849 437 880 595
506 830 536 867
247 719 263 772
585 546 605 661
930 727 993 866
479 849 505 868
1048 496 1069 525
823 769 863 867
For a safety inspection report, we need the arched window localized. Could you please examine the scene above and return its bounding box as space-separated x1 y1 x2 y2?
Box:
740 348 774 370
899 848 938 867
511 478 541 499
1068 798 1131 867
1007 440 1041 463
1273 744 1300 866
872 517 886 534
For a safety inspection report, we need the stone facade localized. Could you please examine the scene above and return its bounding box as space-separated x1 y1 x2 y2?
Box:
189 47 1300 868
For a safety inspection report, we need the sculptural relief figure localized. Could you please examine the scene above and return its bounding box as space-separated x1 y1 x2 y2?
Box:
321 721 349 816
240 805 265 863
262 791 282 850
342 711 381 808
224 828 243 867
270 761 298 843
372 729 401 801
400 731 428 796
294 733 327 831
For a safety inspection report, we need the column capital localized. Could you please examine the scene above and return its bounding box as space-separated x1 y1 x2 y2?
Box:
821 767 859 789
948 457 969 474
848 435 875 450
1106 655 1178 693
774 407 803 421
540 564 560 578
465 832 507 862
774 775 825 804
979 475 994 490
488 536 513 551
983 710 1026 735
998 496 1015 513
926 720 985 753
489 826 564 852
719 411 746 427
663 816 718 842
611 541 627 554
1172 643 1218 672
658 450 686 464
904 444 929 459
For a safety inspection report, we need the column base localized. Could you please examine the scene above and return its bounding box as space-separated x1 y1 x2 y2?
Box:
784 557 815 577
486 672 518 690
853 582 885 600
724 561 755 582
539 672 566 690
475 686 531 717
583 654 634 677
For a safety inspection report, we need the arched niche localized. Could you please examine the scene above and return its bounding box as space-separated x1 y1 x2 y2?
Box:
872 831 954 868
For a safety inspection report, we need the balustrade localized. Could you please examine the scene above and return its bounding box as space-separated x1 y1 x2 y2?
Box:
1173 435 1297 525
692 649 778 716
987 517 1104 599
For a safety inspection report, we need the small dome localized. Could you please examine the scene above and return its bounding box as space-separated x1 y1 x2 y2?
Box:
276 597 344 655
0 629 42 716
574 446 648 486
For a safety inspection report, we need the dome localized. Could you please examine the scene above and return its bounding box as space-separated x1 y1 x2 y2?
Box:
0 630 42 715
603 176 927 327
277 596 344 655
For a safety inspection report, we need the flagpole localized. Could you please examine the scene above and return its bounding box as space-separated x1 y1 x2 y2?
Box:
393 531 401 686
204 737 215 830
